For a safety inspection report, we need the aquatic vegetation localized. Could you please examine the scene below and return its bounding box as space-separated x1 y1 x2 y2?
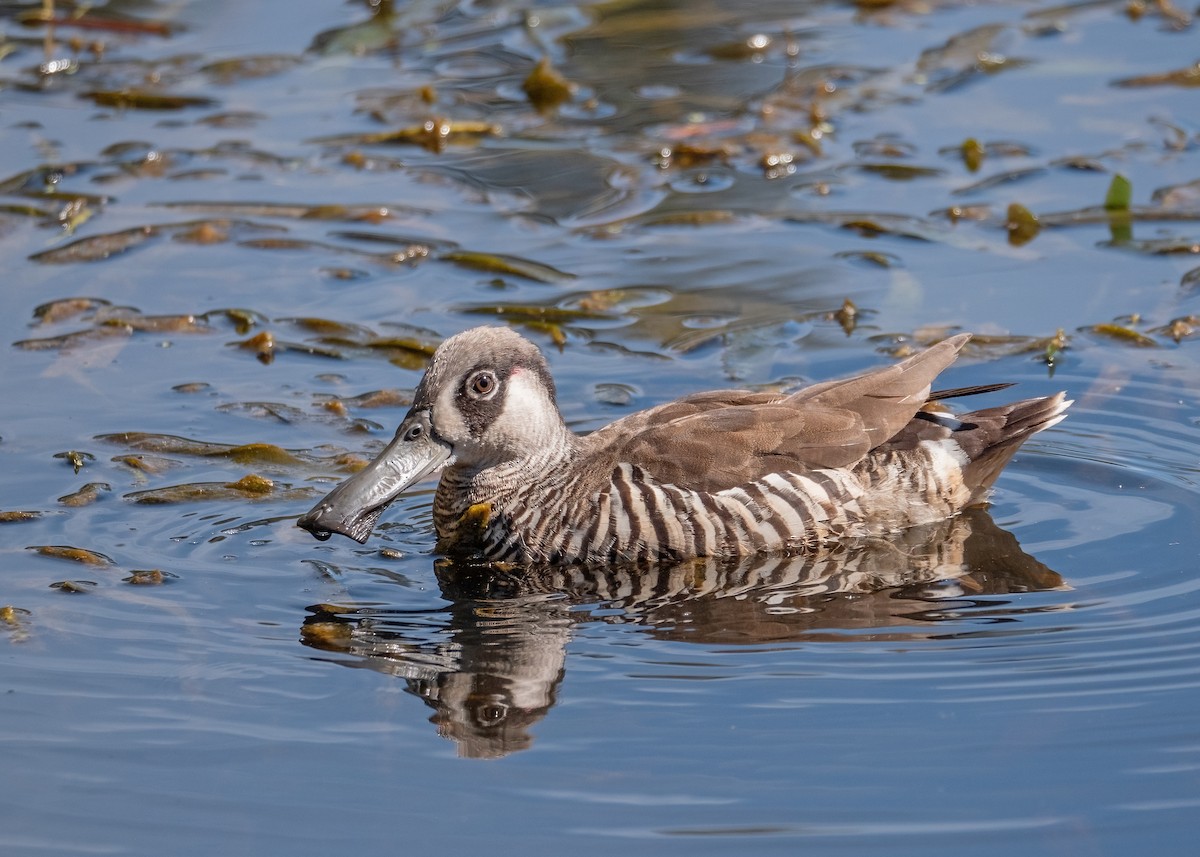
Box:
231 329 341 364
522 57 575 112
200 55 304 84
332 389 411 409
112 454 180 475
57 482 111 507
203 309 265 334
13 324 131 351
123 569 176 585
49 580 97 593
98 432 305 465
833 250 900 268
30 225 158 264
83 90 218 111
954 166 1046 195
1005 203 1041 246
1083 322 1160 347
1113 61 1200 88
0 510 43 524
855 163 945 181
1105 174 1133 210
156 201 423 222
53 450 94 473
310 119 503 152
27 219 289 264
125 474 317 504
1150 315 1200 342
439 250 576 284
460 303 618 326
915 23 1029 93
0 602 32 643
958 137 986 172
16 5 178 37
32 297 111 324
28 545 114 566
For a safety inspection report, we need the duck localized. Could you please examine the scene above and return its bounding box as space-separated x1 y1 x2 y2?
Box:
298 325 1069 564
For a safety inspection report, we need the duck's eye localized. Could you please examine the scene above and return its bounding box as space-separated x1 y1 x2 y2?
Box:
475 701 508 725
466 370 498 398
403 423 423 442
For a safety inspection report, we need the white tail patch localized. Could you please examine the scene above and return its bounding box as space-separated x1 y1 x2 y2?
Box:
1044 398 1073 431
921 437 970 469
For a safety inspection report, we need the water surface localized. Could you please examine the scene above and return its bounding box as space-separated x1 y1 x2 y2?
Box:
3 1 1200 854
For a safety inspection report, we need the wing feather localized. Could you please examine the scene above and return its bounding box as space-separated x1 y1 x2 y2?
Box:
580 334 971 493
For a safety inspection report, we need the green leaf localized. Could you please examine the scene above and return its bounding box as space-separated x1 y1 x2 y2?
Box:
1104 174 1132 211
1005 203 1040 246
961 137 985 172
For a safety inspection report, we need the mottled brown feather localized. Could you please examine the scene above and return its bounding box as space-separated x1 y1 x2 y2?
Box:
581 334 971 493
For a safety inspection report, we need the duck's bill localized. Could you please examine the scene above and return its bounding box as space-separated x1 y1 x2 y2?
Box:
297 425 451 544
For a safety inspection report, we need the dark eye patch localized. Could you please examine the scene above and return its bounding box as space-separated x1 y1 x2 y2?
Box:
456 363 508 436
453 353 559 438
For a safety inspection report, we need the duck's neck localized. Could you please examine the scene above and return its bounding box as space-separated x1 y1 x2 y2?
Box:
437 422 580 517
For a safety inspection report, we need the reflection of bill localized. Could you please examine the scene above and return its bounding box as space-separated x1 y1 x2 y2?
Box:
301 508 1065 759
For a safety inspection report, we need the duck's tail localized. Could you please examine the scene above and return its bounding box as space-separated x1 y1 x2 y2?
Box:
952 392 1071 501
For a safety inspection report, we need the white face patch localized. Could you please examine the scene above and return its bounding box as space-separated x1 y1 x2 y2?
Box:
487 368 561 449
433 377 469 442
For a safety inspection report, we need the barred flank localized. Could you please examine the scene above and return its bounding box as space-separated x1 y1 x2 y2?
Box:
436 440 979 564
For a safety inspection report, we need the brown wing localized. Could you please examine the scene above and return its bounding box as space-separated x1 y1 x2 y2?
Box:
586 389 782 438
581 334 971 493
789 333 971 448
612 402 874 491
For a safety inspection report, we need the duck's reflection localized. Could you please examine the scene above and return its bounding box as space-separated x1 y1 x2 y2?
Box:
300 508 1064 758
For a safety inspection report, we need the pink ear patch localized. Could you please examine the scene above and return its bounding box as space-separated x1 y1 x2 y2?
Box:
510 366 525 377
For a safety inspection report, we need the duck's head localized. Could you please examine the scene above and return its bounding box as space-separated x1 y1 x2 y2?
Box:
297 326 565 543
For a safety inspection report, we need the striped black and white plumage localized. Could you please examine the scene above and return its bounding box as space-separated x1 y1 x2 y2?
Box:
298 326 1069 564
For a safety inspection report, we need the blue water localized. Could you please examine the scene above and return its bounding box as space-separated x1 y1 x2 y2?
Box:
3 1 1200 854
